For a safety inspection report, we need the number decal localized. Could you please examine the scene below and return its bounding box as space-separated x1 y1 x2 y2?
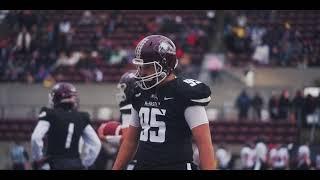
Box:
65 123 74 149
139 107 150 142
183 79 202 87
139 107 166 143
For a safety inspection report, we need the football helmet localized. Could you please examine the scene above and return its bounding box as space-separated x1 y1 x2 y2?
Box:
132 35 178 90
48 82 79 110
115 71 137 106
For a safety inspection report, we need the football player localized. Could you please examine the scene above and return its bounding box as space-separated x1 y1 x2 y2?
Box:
31 82 101 170
98 71 137 145
112 35 215 170
97 71 137 169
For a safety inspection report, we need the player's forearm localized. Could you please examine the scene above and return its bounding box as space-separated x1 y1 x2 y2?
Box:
192 124 216 170
31 136 43 160
198 143 216 170
112 140 138 170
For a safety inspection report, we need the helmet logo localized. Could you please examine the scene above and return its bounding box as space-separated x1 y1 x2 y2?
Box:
128 73 135 78
70 86 76 92
158 41 175 56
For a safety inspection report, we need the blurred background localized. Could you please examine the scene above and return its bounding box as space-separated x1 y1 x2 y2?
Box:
0 10 320 170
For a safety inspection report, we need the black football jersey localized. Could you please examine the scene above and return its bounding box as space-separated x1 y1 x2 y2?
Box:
38 107 91 159
132 77 211 167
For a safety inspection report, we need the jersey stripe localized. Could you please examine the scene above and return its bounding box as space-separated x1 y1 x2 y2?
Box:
190 96 211 103
119 104 133 110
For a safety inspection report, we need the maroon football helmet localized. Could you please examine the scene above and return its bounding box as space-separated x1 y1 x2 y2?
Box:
48 82 79 110
132 35 178 90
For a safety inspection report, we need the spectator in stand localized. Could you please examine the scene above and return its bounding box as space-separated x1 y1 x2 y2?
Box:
25 71 34 84
240 143 256 170
278 90 291 121
175 53 198 79
315 154 320 170
76 51 96 82
303 94 318 126
107 46 127 65
91 25 103 49
54 50 81 68
268 91 279 121
269 144 290 170
295 144 312 170
35 65 50 83
59 18 71 34
10 141 30 170
79 10 96 25
207 55 223 83
5 55 25 81
16 26 32 54
216 145 232 170
252 38 270 65
46 22 55 48
0 37 9 77
18 10 37 30
29 24 40 52
235 90 251 121
65 27 75 50
252 92 264 121
254 140 268 170
146 17 159 34
186 29 199 47
58 18 71 50
291 90 305 127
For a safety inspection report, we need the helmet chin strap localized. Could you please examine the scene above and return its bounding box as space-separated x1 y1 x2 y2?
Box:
174 58 178 69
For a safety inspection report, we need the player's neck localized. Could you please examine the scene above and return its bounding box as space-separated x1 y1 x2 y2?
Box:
160 73 176 85
55 104 74 111
151 74 176 92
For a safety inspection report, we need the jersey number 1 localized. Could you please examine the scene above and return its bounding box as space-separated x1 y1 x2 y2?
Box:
65 123 74 149
139 107 166 143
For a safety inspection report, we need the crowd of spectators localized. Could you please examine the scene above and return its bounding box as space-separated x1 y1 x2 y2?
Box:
0 10 214 84
223 10 320 67
235 89 320 128
215 140 320 170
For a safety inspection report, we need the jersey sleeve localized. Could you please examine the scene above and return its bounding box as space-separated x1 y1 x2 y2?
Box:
179 78 212 107
119 104 132 128
184 106 209 129
129 107 140 127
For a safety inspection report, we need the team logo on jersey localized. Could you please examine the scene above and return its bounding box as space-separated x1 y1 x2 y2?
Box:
144 101 160 107
151 94 158 100
164 97 174 100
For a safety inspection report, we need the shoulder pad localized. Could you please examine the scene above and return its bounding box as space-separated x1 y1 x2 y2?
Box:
79 111 91 124
178 78 212 106
78 111 90 119
38 107 51 121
